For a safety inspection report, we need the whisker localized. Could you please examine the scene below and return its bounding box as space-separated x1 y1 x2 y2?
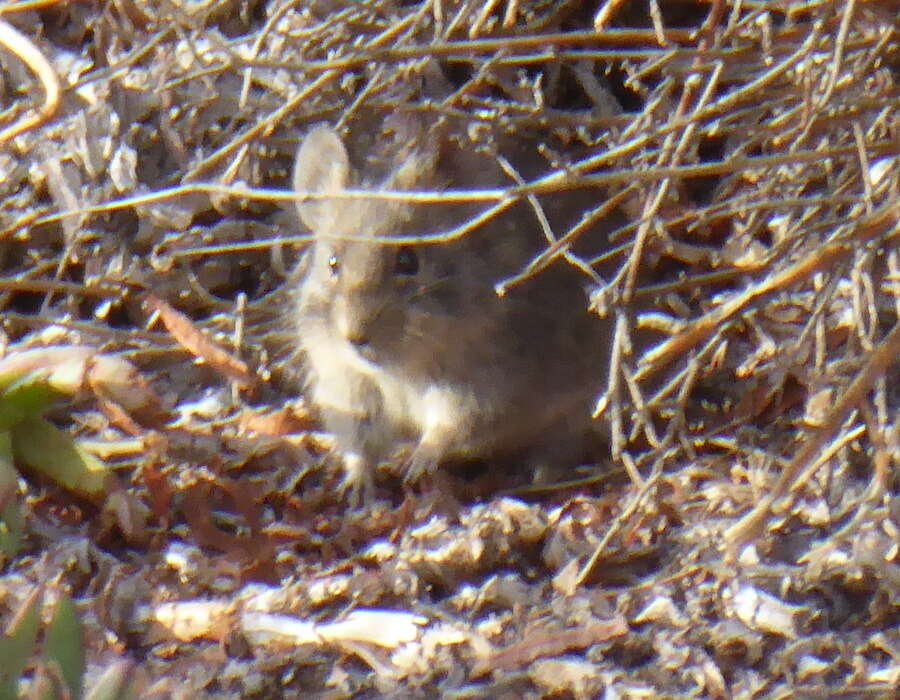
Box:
406 275 453 302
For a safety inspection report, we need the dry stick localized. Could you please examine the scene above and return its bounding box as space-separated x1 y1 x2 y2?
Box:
456 24 828 276
496 187 634 293
29 182 504 223
184 5 429 181
504 138 889 271
224 0 310 186
524 20 823 195
601 313 629 463
501 0 520 29
635 202 899 384
593 0 630 31
0 0 64 14
890 249 900 321
852 121 875 212
183 70 339 181
470 0 504 38
0 19 60 144
0 278 122 299
289 29 701 70
559 142 894 194
724 319 900 548
261 36 786 76
817 0 856 109
238 0 303 110
785 424 866 498
2 310 168 343
612 40 722 447
622 40 725 301
23 139 887 242
648 0 669 47
575 460 668 587
495 155 601 287
68 25 174 93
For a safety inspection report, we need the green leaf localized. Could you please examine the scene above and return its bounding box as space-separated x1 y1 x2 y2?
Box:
0 431 24 563
0 499 24 565
44 593 84 700
11 416 110 498
0 587 43 699
0 346 92 396
0 371 65 431
0 430 11 464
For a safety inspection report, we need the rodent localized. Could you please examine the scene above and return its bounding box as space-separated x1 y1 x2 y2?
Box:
292 118 609 505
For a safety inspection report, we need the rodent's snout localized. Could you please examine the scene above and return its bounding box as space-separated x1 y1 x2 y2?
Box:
333 291 404 365
336 312 370 349
334 300 377 356
340 323 380 364
344 329 370 349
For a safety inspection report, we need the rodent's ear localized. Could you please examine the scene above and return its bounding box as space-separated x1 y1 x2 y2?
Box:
293 124 350 231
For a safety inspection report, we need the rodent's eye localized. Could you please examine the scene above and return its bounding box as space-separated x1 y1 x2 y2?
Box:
394 247 419 276
327 254 340 277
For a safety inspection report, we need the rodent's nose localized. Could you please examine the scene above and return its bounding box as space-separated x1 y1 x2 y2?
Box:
337 314 370 348
346 328 378 361
346 331 369 348
336 301 375 350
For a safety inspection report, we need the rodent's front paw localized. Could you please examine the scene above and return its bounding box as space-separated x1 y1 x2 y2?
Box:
338 452 375 508
402 442 443 484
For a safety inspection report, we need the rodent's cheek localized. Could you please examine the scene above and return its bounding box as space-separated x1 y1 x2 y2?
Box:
333 300 356 344
334 293 381 351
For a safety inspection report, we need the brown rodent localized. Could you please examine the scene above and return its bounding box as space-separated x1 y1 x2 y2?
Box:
292 119 609 505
